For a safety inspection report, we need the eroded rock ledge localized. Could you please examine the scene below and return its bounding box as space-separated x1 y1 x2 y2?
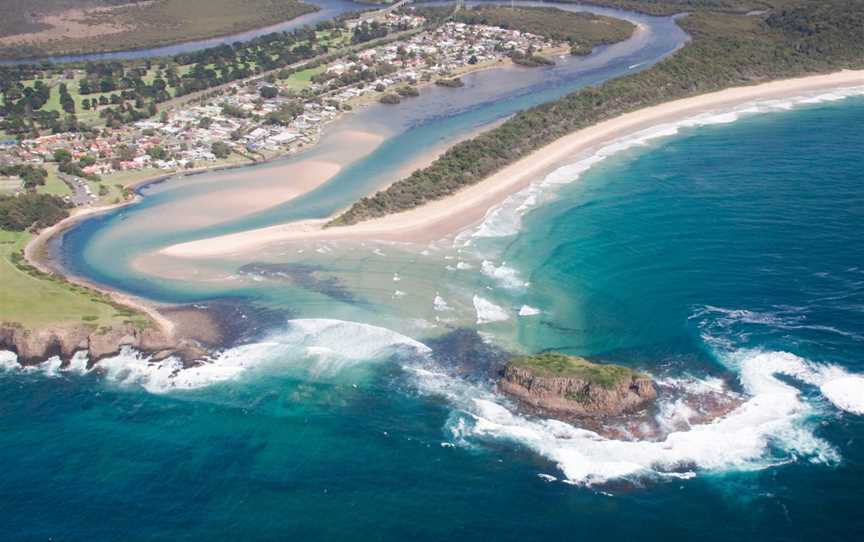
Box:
0 323 208 366
499 353 657 418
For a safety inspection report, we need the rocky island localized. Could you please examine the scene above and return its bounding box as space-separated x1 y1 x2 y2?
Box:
499 353 657 418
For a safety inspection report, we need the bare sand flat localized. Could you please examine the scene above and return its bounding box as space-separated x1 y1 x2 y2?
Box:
162 70 864 259
113 129 384 237
143 159 344 231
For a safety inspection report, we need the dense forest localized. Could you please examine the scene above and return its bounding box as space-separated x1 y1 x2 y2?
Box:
0 165 48 190
449 6 634 55
329 0 864 226
0 193 69 231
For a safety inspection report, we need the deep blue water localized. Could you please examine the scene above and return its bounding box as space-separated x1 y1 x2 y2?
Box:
3 93 864 540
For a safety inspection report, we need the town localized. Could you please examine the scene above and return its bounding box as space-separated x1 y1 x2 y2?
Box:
0 9 564 208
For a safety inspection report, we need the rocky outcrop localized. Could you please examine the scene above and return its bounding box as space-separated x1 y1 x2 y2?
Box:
0 323 207 366
499 353 657 418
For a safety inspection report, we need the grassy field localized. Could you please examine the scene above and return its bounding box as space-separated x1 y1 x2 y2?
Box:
0 0 318 59
40 165 72 197
0 229 148 328
281 65 327 91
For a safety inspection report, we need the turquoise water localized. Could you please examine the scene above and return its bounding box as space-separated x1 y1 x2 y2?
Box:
55 3 686 302
3 91 864 540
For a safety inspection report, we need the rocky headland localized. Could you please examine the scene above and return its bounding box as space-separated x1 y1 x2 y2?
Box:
0 320 205 367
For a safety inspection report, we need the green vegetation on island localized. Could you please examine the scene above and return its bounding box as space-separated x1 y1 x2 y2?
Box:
507 353 642 389
500 352 657 416
329 0 864 226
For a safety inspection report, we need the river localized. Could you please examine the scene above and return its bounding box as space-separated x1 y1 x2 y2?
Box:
0 0 369 66
7 2 864 539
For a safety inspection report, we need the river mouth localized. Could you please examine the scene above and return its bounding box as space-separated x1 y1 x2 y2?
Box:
4 4 864 535
53 1 686 308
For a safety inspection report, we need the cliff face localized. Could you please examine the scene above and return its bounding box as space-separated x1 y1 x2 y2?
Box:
499 355 657 417
0 323 206 366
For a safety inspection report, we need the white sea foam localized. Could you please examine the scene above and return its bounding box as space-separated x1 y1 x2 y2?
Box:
39 357 63 377
473 295 510 324
3 319 431 394
480 260 526 289
406 345 858 486
65 351 90 373
0 350 19 370
466 85 864 242
456 261 474 270
693 305 864 342
433 294 452 312
820 377 864 415
518 305 542 316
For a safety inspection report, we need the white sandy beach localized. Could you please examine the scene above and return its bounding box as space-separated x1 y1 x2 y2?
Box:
161 69 864 259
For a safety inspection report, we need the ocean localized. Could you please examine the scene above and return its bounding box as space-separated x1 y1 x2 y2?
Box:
3 75 864 542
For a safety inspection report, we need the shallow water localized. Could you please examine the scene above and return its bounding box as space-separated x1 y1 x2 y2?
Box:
5 5 864 541
5 90 864 542
56 2 686 302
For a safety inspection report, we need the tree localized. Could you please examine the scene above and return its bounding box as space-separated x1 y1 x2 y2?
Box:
146 146 167 160
116 144 135 162
259 85 278 99
53 149 72 163
211 141 231 159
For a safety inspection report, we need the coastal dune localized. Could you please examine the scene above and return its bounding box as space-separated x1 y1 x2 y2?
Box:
161 70 864 258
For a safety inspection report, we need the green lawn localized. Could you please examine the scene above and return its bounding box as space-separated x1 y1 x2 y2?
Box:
101 167 175 188
282 65 326 90
39 165 71 197
0 230 148 328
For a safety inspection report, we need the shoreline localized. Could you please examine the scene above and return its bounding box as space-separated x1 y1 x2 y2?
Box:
15 35 584 343
0 1 334 64
161 69 864 258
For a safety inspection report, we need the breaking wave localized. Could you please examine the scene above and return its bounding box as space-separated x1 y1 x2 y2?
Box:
408 342 864 486
0 319 431 394
473 295 510 324
465 85 864 242
480 260 527 289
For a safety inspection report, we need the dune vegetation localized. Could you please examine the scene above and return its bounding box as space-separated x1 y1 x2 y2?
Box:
329 0 864 226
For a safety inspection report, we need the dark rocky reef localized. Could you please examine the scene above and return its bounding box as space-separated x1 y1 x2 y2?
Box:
499 352 657 418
